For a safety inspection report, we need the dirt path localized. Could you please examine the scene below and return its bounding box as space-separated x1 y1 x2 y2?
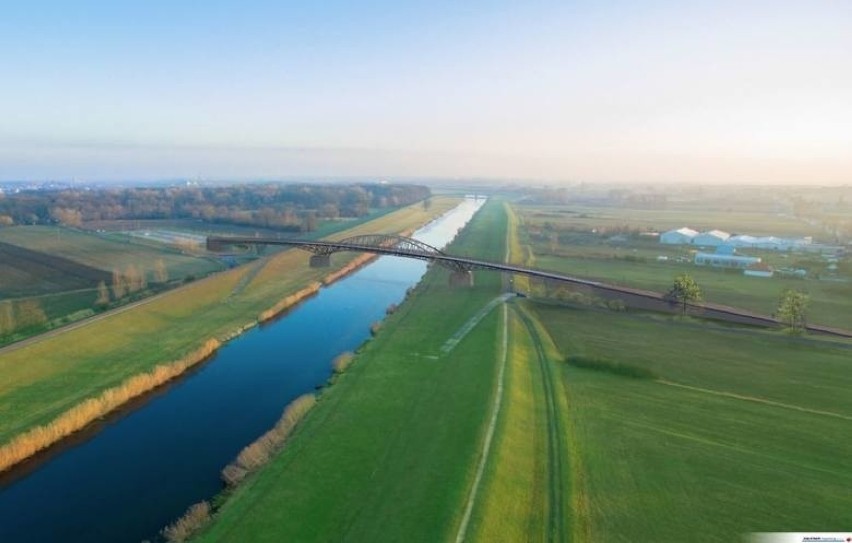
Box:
441 293 514 354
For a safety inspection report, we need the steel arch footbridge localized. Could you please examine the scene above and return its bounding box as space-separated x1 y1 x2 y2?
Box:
207 234 484 273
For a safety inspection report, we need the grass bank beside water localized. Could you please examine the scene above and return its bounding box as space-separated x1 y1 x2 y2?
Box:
0 198 458 472
194 200 509 542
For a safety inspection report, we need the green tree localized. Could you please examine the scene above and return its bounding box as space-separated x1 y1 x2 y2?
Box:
776 289 809 333
668 273 703 316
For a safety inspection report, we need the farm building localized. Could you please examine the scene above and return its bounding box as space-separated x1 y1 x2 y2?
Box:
744 262 774 278
694 252 761 269
660 227 698 245
692 230 730 247
727 235 812 251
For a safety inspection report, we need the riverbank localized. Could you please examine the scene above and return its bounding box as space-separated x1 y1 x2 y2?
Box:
0 198 459 473
194 200 509 542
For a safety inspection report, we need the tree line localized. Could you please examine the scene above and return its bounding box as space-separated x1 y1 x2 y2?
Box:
0 183 430 230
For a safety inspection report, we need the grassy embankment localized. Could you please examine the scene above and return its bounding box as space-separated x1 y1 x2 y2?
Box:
534 304 852 541
514 204 852 330
0 198 458 471
465 305 570 542
195 200 509 542
462 203 571 542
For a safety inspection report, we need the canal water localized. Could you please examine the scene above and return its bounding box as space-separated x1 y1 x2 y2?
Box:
0 198 484 543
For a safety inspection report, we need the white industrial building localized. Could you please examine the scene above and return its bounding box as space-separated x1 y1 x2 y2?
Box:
727 235 812 251
660 227 698 245
694 252 761 269
692 230 730 247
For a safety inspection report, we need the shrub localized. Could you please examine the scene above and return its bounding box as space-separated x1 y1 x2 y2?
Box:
162 501 211 543
332 352 355 374
565 355 655 379
221 394 317 487
606 299 627 312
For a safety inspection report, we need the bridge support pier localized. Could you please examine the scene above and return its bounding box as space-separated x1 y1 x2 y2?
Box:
310 255 331 268
449 270 474 288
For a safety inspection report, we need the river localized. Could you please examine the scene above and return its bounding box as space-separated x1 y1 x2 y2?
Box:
0 198 484 543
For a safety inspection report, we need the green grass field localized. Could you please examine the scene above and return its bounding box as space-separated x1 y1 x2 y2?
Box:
533 253 852 330
195 200 510 542
0 198 459 452
532 304 852 541
513 203 852 331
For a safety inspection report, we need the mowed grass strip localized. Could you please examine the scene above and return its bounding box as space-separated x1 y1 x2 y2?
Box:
195 200 509 542
468 207 571 542
0 198 457 452
468 309 547 541
534 305 852 541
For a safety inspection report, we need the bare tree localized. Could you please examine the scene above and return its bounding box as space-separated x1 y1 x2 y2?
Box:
16 299 47 328
154 259 169 283
95 281 110 308
111 268 127 299
0 301 15 335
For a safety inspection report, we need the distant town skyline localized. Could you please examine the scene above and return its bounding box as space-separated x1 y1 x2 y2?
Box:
1 1 850 184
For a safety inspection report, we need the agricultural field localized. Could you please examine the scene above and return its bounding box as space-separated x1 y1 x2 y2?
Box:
82 205 398 240
0 225 225 344
0 226 221 280
533 304 852 541
0 197 458 456
0 241 110 298
196 200 512 542
512 202 852 331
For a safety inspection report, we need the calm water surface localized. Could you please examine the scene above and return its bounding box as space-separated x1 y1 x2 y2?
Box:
0 198 483 543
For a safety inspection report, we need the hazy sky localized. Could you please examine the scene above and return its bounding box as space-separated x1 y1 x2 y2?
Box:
1 0 850 184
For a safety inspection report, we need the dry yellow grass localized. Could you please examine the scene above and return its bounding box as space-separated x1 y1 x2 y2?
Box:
0 338 220 473
332 352 355 374
221 394 316 486
162 500 212 543
321 253 377 285
470 312 546 541
257 282 322 323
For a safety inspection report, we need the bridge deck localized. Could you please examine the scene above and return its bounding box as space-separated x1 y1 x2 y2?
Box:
206 235 852 339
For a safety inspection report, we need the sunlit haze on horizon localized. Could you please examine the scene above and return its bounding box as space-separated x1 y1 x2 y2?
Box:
1 0 850 185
